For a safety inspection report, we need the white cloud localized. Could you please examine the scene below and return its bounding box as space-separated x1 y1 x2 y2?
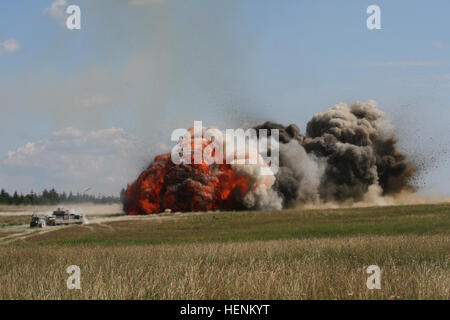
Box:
0 38 21 55
43 0 67 23
1 127 158 195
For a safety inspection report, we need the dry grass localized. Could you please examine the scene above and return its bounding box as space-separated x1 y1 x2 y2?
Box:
0 204 448 299
0 215 30 227
0 235 448 300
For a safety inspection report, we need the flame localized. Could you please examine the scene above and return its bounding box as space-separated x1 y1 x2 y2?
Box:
124 128 255 215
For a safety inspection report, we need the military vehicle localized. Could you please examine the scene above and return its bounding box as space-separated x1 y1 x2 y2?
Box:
46 208 84 226
30 208 84 228
30 213 46 228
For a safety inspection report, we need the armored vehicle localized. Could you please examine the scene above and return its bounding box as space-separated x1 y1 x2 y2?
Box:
30 213 46 228
30 208 84 228
46 208 84 226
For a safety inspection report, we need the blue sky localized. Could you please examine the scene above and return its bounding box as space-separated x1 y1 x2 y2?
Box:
0 0 449 195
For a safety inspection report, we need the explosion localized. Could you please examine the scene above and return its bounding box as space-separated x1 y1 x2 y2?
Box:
124 100 416 214
124 126 281 214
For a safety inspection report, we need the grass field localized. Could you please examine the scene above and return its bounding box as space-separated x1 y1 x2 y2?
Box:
0 203 448 299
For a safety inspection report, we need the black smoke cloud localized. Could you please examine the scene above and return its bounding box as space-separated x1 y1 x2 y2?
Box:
254 100 416 206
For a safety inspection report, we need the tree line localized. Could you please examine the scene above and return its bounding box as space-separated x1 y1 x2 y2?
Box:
0 188 125 205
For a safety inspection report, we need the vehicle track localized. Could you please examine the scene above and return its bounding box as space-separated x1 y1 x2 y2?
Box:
0 211 209 244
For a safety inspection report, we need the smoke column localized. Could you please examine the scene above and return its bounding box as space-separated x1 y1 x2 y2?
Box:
124 100 416 214
258 100 416 206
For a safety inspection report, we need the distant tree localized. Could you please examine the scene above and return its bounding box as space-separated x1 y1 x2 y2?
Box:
60 192 67 203
0 188 122 205
12 191 20 205
0 189 10 204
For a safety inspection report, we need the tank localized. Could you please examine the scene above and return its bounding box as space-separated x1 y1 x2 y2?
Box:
46 208 85 226
30 208 84 228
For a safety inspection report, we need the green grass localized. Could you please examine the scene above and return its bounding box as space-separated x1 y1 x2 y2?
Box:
12 203 450 247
